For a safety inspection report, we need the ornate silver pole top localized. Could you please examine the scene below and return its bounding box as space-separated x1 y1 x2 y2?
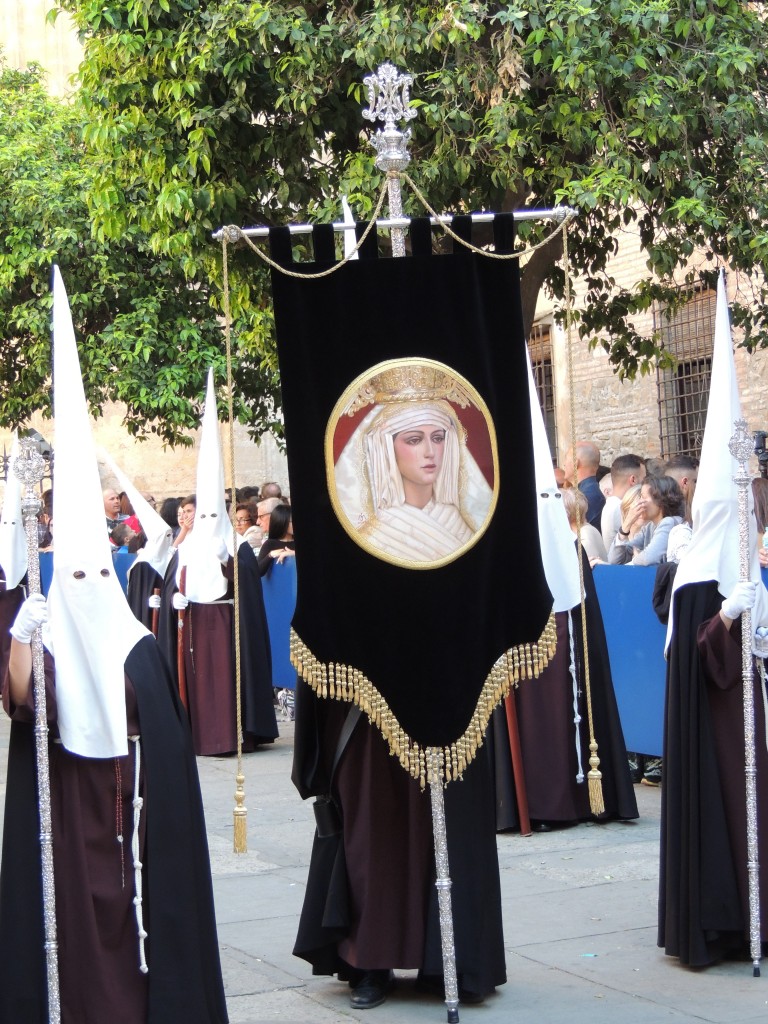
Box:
362 62 417 173
729 418 754 485
14 437 45 516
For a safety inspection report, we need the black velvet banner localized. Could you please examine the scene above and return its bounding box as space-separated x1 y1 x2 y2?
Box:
269 216 553 764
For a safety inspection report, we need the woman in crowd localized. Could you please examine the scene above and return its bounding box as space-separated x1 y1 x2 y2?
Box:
608 475 684 566
560 486 607 565
258 503 295 576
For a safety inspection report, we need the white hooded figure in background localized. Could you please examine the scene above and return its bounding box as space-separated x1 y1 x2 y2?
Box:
0 433 28 593
176 368 231 602
659 269 768 969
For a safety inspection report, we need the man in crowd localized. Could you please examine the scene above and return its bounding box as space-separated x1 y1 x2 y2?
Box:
601 453 647 550
256 496 283 536
563 440 605 529
664 454 698 502
103 487 128 531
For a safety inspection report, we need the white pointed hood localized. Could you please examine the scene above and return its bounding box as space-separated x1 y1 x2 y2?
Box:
48 266 150 758
104 453 174 577
667 271 768 650
177 368 231 602
341 196 359 261
527 346 582 612
0 433 28 590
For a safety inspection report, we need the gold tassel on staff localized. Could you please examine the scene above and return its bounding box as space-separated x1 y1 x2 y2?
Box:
562 227 604 816
222 233 248 854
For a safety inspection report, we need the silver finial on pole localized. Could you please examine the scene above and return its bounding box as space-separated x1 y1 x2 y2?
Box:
13 437 61 1022
729 416 762 977
362 63 417 257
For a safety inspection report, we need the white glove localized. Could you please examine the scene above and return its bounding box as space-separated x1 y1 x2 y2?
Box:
721 581 757 620
10 594 48 643
753 626 768 660
214 538 229 564
172 592 189 611
148 594 161 609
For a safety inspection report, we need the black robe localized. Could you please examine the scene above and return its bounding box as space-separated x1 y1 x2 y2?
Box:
291 680 506 999
126 559 164 631
659 580 768 966
0 635 229 1022
492 551 638 830
0 573 24 683
157 545 277 750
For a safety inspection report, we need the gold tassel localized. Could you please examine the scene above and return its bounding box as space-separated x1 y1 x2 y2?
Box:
233 770 247 853
587 741 605 815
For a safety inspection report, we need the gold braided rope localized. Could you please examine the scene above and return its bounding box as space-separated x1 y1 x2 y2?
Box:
562 228 604 815
222 236 248 853
290 614 557 788
219 169 577 275
400 171 577 263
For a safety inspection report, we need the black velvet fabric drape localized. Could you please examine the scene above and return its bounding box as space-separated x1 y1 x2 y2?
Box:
269 216 552 750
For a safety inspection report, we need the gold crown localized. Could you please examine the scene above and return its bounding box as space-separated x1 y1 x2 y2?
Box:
345 360 474 416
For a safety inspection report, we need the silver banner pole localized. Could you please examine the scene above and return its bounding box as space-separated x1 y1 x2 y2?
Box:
14 437 61 1021
363 63 460 1022
729 418 762 976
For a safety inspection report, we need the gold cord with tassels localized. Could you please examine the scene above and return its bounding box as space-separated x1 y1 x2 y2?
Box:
221 169 577 275
222 236 248 853
290 615 557 788
562 227 604 815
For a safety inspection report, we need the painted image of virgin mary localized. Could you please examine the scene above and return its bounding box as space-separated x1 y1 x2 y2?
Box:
329 361 497 568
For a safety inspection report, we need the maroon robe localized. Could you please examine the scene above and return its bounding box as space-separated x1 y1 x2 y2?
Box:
4 661 148 1023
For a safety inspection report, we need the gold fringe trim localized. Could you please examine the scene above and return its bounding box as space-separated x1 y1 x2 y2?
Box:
290 612 557 787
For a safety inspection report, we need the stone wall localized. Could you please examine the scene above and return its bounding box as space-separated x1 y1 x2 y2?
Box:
539 225 768 471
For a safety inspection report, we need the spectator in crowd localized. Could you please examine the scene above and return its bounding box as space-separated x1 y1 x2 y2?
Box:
645 456 666 477
234 504 255 536
666 477 698 565
601 454 647 550
596 464 612 499
109 522 135 552
608 475 684 566
561 486 607 565
103 487 128 531
234 503 264 550
158 496 181 538
261 481 282 500
240 485 261 503
664 454 699 503
562 441 605 529
256 497 283 536
257 503 296 576
752 476 768 570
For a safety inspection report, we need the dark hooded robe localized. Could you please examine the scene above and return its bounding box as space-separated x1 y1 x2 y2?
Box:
0 634 229 1023
291 680 506 999
659 580 768 966
157 544 277 754
126 559 164 631
492 549 638 830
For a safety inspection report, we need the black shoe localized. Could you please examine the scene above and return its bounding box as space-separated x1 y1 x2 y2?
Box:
641 757 662 787
349 970 393 1009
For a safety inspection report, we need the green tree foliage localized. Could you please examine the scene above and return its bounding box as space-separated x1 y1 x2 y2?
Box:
0 59 280 444
8 0 768 438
